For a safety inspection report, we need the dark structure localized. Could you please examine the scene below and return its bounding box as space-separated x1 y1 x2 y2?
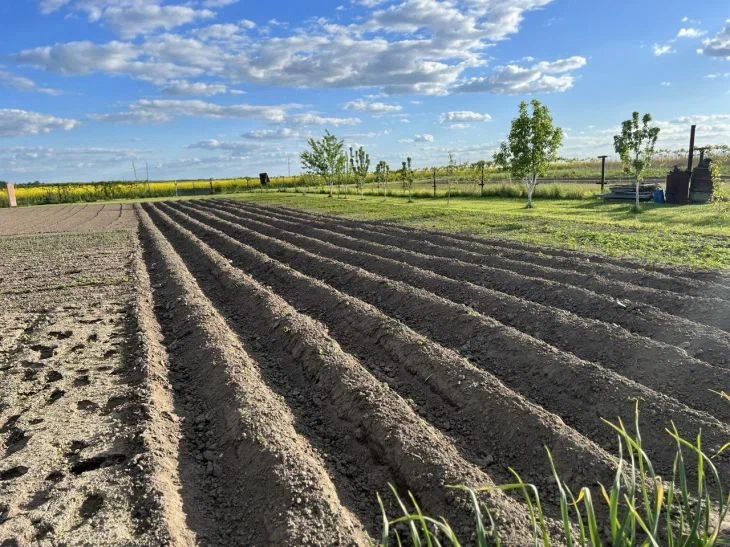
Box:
665 124 696 205
665 166 691 205
689 157 714 204
259 172 270 186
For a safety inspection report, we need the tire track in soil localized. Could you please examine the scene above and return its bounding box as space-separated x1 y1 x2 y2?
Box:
237 201 730 300
155 201 730 483
209 199 730 369
186 200 730 423
141 204 560 545
257 201 730 289
138 207 369 546
147 204 621 518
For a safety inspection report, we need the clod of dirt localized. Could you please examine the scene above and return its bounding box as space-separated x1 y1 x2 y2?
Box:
4 427 28 455
0 466 29 481
30 344 56 360
0 503 8 524
46 371 63 383
47 389 65 404
103 396 128 414
0 415 21 433
70 454 126 475
49 330 73 340
45 470 65 483
79 494 104 519
73 375 91 387
76 400 100 412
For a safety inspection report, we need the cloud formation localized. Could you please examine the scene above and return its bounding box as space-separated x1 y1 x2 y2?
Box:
701 21 730 58
453 56 586 93
0 109 79 137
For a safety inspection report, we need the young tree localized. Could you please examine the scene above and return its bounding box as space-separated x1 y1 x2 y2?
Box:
349 146 371 198
375 160 390 197
400 157 414 202
613 112 660 211
300 130 347 198
493 99 563 208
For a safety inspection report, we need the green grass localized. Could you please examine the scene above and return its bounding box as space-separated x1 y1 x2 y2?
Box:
378 396 730 546
228 191 730 270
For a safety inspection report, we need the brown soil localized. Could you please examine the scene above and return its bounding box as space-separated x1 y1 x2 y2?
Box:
1 199 728 545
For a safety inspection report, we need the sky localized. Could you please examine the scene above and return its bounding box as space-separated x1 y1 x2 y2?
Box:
0 0 729 182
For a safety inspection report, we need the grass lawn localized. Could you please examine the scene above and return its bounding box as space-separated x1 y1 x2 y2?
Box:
230 191 730 270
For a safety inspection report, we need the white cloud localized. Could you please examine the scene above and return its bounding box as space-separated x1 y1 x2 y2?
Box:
91 99 290 124
0 69 62 95
701 21 730 58
342 98 402 113
20 0 590 97
677 27 705 38
0 109 79 137
399 133 434 143
38 0 214 38
660 81 671 86
242 128 301 139
162 79 229 96
652 43 675 56
453 56 586 94
201 0 239 7
705 72 730 79
288 113 361 126
439 110 492 127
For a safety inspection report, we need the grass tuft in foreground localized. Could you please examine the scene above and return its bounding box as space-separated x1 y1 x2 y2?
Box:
378 396 730 546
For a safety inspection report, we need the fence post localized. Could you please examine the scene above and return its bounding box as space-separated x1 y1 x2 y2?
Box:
598 155 608 194
209 177 213 195
6 183 17 207
433 167 436 197
480 163 485 197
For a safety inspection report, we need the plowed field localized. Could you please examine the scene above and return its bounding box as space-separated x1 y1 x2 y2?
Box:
1 200 728 545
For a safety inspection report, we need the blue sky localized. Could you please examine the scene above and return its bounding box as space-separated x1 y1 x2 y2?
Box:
0 0 729 182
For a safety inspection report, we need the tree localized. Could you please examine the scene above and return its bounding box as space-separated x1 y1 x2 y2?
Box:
493 99 563 208
400 157 414 202
375 160 390 197
349 146 371 198
300 130 347 198
613 112 660 211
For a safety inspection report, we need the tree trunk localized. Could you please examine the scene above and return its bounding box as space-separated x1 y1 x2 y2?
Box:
328 179 333 198
527 173 537 208
635 176 640 211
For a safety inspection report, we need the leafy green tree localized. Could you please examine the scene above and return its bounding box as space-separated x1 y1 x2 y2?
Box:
349 146 371 198
400 157 414 202
613 112 660 211
300 130 347 198
494 99 563 208
375 160 389 197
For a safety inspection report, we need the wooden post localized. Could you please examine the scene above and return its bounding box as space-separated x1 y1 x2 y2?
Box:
209 177 213 195
480 163 485 197
6 183 17 207
433 167 437 197
598 155 608 194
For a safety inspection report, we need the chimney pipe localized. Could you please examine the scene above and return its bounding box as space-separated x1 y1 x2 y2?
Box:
687 124 696 173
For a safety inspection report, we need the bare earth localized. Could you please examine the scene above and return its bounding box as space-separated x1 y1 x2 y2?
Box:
1 201 729 545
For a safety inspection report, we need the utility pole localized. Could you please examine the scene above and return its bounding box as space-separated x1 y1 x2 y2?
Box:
433 167 437 197
598 155 608 193
132 161 138 181
287 154 291 178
